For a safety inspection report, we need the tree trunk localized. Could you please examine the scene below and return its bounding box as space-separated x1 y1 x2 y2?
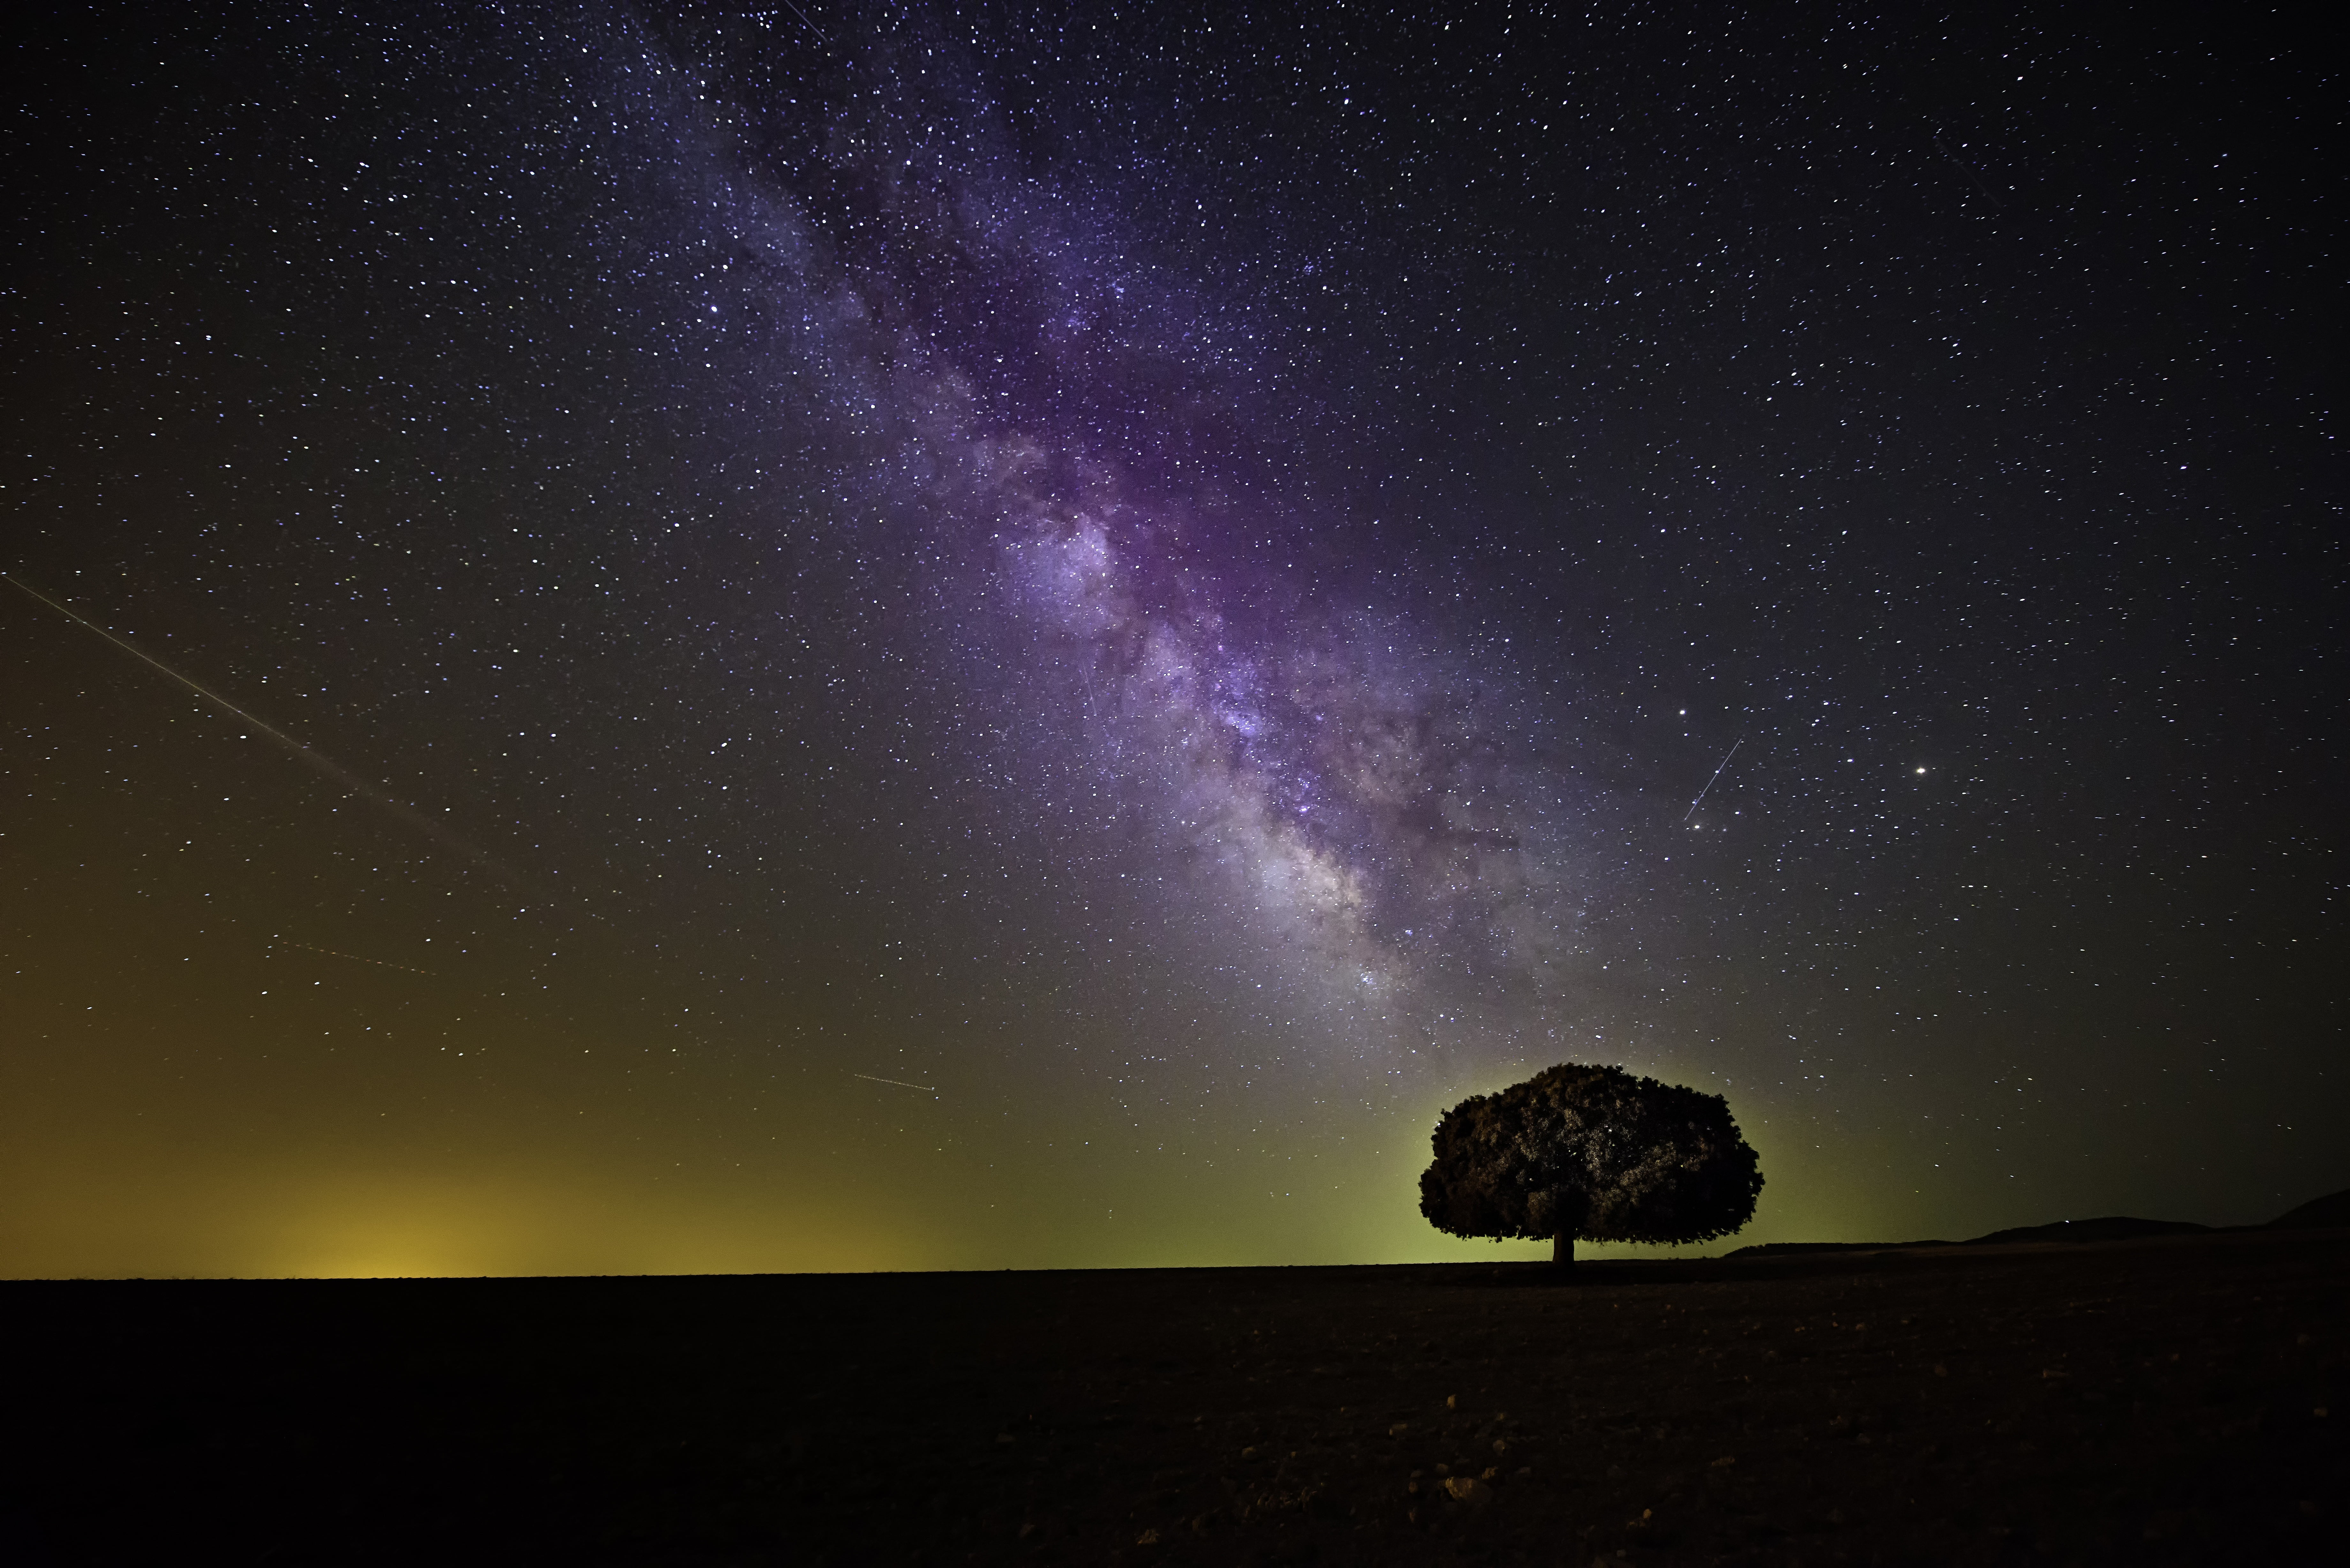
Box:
1552 1232 1575 1275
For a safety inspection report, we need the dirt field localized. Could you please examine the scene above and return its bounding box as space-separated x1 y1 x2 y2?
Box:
2 1228 2341 1564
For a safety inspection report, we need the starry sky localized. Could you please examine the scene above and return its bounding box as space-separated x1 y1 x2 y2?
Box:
4 2 2338 1278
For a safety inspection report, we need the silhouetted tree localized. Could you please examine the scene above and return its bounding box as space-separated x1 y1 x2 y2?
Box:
1419 1063 1763 1271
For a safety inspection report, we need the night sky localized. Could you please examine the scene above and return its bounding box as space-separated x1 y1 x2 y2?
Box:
4 2 2337 1279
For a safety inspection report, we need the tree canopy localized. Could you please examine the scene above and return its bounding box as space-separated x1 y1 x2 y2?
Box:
1419 1063 1763 1253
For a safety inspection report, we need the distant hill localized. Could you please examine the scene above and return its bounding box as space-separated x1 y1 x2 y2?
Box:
1723 1185 2350 1258
1964 1216 2210 1246
2268 1186 2350 1229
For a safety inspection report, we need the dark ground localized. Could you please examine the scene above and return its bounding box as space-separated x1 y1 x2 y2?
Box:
2 1228 2342 1565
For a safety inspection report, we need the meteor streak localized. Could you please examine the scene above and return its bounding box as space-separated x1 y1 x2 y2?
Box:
852 1072 937 1093
272 938 436 976
4 572 525 886
1682 737 1744 822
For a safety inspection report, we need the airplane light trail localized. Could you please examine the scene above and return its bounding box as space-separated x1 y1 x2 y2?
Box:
852 1073 938 1093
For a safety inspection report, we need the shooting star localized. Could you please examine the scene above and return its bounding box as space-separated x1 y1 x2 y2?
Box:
3 572 529 888
1683 736 1743 822
272 939 436 977
852 1072 937 1093
1932 130 2005 205
780 0 828 44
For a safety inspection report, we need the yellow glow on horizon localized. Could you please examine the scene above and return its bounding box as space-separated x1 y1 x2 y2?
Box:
0 1139 947 1279
3 1038 1951 1280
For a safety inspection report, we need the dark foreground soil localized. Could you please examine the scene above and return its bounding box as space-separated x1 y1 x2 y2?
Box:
2 1229 2343 1565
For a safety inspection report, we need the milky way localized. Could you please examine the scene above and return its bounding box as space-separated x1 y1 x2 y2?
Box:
575 11 1624 1040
